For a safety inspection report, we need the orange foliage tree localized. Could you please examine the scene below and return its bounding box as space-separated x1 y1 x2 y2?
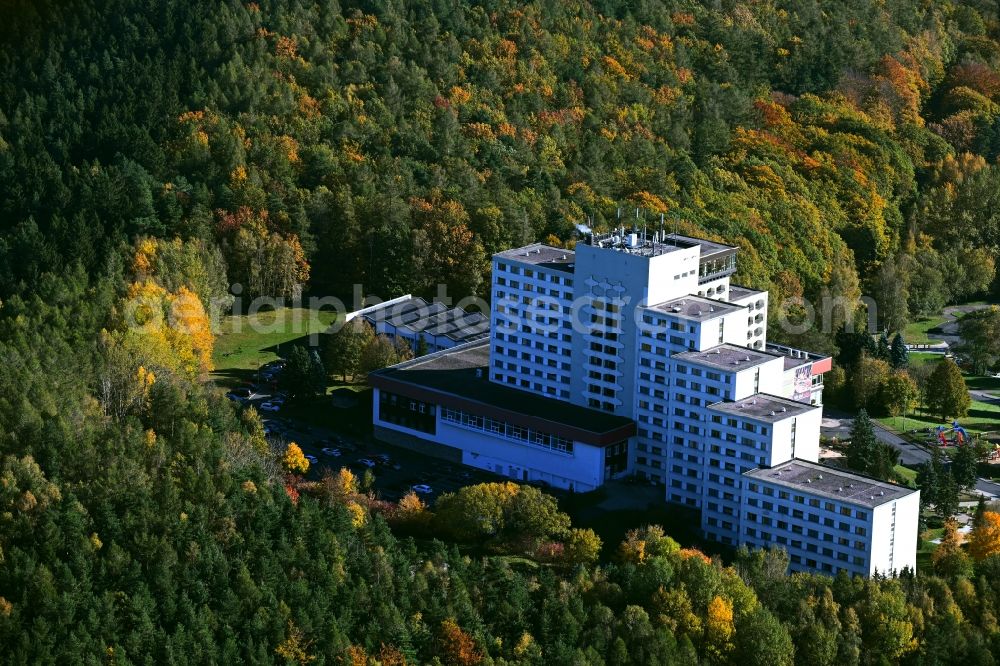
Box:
438 618 482 666
969 511 1000 561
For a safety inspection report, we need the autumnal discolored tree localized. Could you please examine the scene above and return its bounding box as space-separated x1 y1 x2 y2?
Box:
932 517 973 578
282 442 310 475
969 511 1000 561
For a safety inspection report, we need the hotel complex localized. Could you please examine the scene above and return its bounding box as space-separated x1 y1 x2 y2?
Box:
369 229 919 577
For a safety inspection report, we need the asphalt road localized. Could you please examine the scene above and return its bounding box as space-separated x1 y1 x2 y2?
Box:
823 413 931 465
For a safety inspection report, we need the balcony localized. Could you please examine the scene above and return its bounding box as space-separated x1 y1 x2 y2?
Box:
698 254 737 284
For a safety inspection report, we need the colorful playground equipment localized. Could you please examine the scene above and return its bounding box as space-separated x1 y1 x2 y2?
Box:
936 421 969 447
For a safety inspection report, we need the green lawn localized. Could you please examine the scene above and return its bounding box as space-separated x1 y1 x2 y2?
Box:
908 352 941 370
904 316 949 345
894 464 918 487
212 307 339 375
917 526 944 573
878 399 1000 437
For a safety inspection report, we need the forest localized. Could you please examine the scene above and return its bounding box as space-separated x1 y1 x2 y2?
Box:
4 0 1000 662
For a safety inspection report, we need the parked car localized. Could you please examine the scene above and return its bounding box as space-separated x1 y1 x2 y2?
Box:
357 458 376 468
411 484 433 495
305 454 318 465
259 401 281 412
321 447 341 457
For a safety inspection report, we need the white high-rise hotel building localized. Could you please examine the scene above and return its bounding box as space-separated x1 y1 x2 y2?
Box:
370 230 919 577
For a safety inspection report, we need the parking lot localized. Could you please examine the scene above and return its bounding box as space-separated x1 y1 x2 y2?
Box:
227 368 504 503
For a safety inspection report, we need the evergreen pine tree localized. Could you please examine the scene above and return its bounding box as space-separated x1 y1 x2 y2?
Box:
921 446 962 518
889 333 908 369
877 331 891 361
952 442 978 491
917 452 940 512
415 334 429 357
847 409 879 475
974 496 988 528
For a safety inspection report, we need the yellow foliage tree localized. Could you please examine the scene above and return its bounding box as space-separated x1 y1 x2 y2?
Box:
274 619 315 664
704 596 735 663
132 237 158 276
396 490 432 530
325 468 358 503
115 280 214 377
169 285 214 373
969 511 1000 561
564 528 602 566
346 501 366 528
282 442 309 475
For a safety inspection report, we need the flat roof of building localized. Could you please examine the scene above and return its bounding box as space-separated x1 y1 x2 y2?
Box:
644 295 744 321
361 296 489 343
369 340 635 445
744 459 917 508
494 244 576 272
727 285 766 302
673 344 780 372
708 393 818 422
664 233 737 259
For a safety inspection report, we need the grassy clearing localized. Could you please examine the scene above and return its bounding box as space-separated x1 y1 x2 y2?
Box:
877 399 1000 436
895 465 918 487
908 352 941 370
212 307 339 373
917 526 944 573
904 316 949 345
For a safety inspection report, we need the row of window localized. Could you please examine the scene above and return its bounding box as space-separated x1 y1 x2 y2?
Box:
494 339 572 358
587 397 617 412
491 370 571 399
492 360 571 383
744 499 869 532
494 282 572 301
493 307 574 332
743 528 866 568
494 262 573 287
378 392 437 434
744 483 870 520
641 315 698 333
441 407 574 453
